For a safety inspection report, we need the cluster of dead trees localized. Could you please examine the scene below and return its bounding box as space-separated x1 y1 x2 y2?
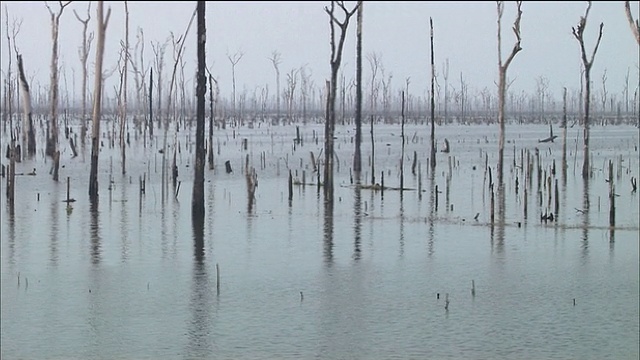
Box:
1 1 639 213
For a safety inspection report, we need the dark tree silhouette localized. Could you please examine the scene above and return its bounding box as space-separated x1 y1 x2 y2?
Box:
192 0 206 219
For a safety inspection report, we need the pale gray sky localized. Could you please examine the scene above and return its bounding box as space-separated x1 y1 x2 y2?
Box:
1 1 639 108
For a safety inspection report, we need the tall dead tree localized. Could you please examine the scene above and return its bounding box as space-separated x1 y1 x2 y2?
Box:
561 87 568 185
227 50 244 124
17 55 36 158
269 50 282 121
88 1 111 202
572 1 603 179
119 1 130 175
45 1 71 182
442 58 450 125
367 52 380 185
192 0 206 219
624 0 639 127
496 1 522 187
152 39 168 130
74 3 93 146
624 1 640 45
324 0 359 199
353 0 363 174
429 17 437 169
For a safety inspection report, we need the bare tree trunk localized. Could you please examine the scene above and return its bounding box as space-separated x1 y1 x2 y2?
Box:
269 50 281 121
74 3 92 147
192 0 206 219
149 68 153 139
228 51 244 125
429 17 436 169
496 1 522 187
120 1 130 176
624 1 640 45
208 74 215 170
89 1 111 202
46 1 71 181
353 0 363 174
324 0 359 199
400 91 406 191
572 1 604 179
561 87 568 185
17 55 35 157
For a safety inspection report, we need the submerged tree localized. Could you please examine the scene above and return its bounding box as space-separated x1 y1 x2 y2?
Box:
429 17 436 169
269 50 282 121
353 0 363 174
572 1 603 179
89 1 111 202
73 2 93 146
324 0 359 199
192 0 206 219
496 0 522 187
17 55 36 158
45 0 72 181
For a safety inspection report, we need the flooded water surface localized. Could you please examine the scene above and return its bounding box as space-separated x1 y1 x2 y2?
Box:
1 122 639 359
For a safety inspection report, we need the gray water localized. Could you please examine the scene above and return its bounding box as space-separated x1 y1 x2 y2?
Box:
1 122 639 359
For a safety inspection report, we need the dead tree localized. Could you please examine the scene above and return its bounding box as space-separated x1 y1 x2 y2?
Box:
459 72 468 123
561 87 568 185
227 50 244 124
300 65 312 125
129 27 147 131
324 0 359 198
17 55 35 158
269 50 282 121
118 1 130 175
625 1 640 45
45 1 71 181
89 1 111 202
353 0 363 174
496 1 523 187
152 39 168 130
572 1 604 179
284 68 299 123
73 3 93 146
367 52 381 185
442 58 450 125
192 0 206 219
429 17 437 169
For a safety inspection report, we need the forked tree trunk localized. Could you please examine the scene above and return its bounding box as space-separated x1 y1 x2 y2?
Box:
324 1 359 199
89 1 111 202
46 1 71 181
73 3 92 146
572 1 604 180
496 1 522 187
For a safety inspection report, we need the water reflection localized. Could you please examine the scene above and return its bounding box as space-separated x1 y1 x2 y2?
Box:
6 201 16 267
50 190 59 266
186 213 215 358
89 200 101 265
492 185 506 256
120 179 130 263
353 173 362 261
323 197 334 265
581 178 590 262
427 169 435 257
399 188 405 258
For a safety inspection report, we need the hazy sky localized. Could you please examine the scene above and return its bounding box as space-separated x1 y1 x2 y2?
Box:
1 1 638 105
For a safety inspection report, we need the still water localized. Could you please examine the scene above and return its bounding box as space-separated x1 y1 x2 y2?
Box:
1 122 639 359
